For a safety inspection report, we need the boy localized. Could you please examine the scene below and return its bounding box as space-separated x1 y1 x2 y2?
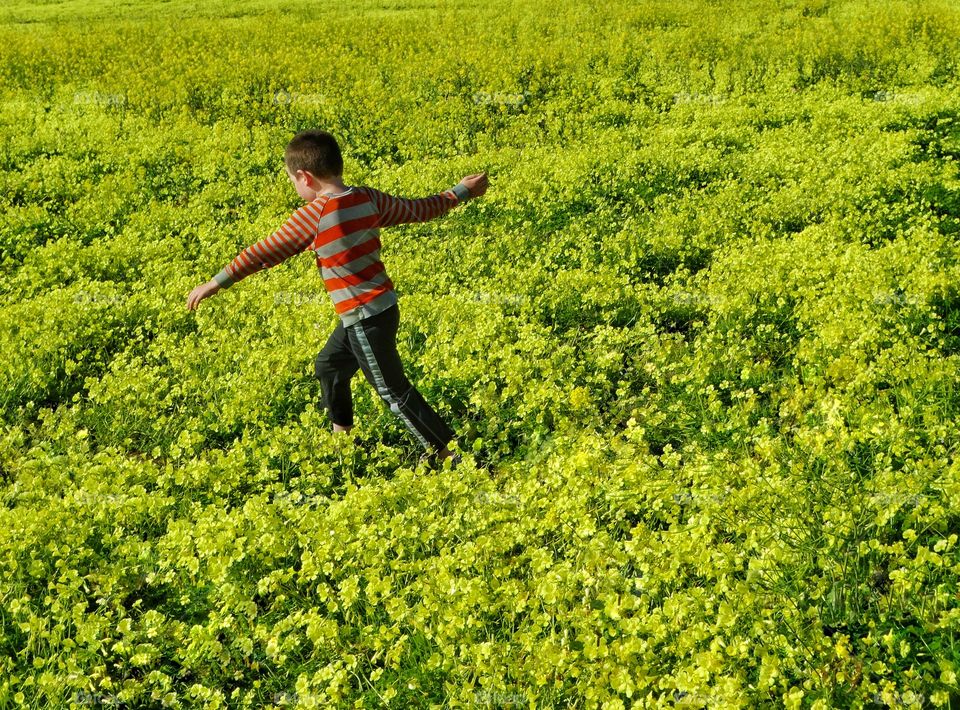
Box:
186 129 489 469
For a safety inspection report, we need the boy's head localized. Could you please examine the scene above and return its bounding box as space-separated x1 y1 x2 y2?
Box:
284 130 343 183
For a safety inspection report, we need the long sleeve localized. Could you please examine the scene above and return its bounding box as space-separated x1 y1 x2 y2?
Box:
358 182 472 229
212 200 325 289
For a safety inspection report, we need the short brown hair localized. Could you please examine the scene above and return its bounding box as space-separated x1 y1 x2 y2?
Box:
285 130 343 179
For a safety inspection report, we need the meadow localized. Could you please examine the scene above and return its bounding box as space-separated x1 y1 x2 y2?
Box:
1 0 960 706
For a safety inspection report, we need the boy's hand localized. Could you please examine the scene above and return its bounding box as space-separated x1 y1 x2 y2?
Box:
459 172 489 198
186 279 221 311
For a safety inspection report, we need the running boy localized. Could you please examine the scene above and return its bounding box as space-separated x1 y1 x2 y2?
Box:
186 129 489 468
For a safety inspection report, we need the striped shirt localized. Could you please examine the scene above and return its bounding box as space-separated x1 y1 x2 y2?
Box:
212 182 472 326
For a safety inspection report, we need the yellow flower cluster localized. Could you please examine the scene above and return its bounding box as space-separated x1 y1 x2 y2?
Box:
1 0 960 706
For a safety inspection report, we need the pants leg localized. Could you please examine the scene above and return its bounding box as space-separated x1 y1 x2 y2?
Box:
314 319 360 426
346 304 455 452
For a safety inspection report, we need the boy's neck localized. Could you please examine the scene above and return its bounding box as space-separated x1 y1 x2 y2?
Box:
315 177 350 196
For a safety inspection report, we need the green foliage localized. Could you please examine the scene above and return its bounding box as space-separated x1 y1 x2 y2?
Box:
2 0 960 707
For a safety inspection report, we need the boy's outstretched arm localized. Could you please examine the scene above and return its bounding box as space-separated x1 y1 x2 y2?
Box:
360 172 489 228
186 201 324 311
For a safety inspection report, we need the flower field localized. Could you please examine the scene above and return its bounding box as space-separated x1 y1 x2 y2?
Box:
2 0 960 706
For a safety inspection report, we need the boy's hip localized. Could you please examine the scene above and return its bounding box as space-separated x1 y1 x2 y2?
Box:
339 290 398 328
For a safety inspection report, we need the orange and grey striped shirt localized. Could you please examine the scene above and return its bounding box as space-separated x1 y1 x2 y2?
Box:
212 182 472 326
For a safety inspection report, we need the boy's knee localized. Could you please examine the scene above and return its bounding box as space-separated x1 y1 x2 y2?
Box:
376 380 413 406
314 354 335 380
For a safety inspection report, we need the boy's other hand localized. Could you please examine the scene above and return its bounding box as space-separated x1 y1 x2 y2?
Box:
459 172 489 198
186 279 221 311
